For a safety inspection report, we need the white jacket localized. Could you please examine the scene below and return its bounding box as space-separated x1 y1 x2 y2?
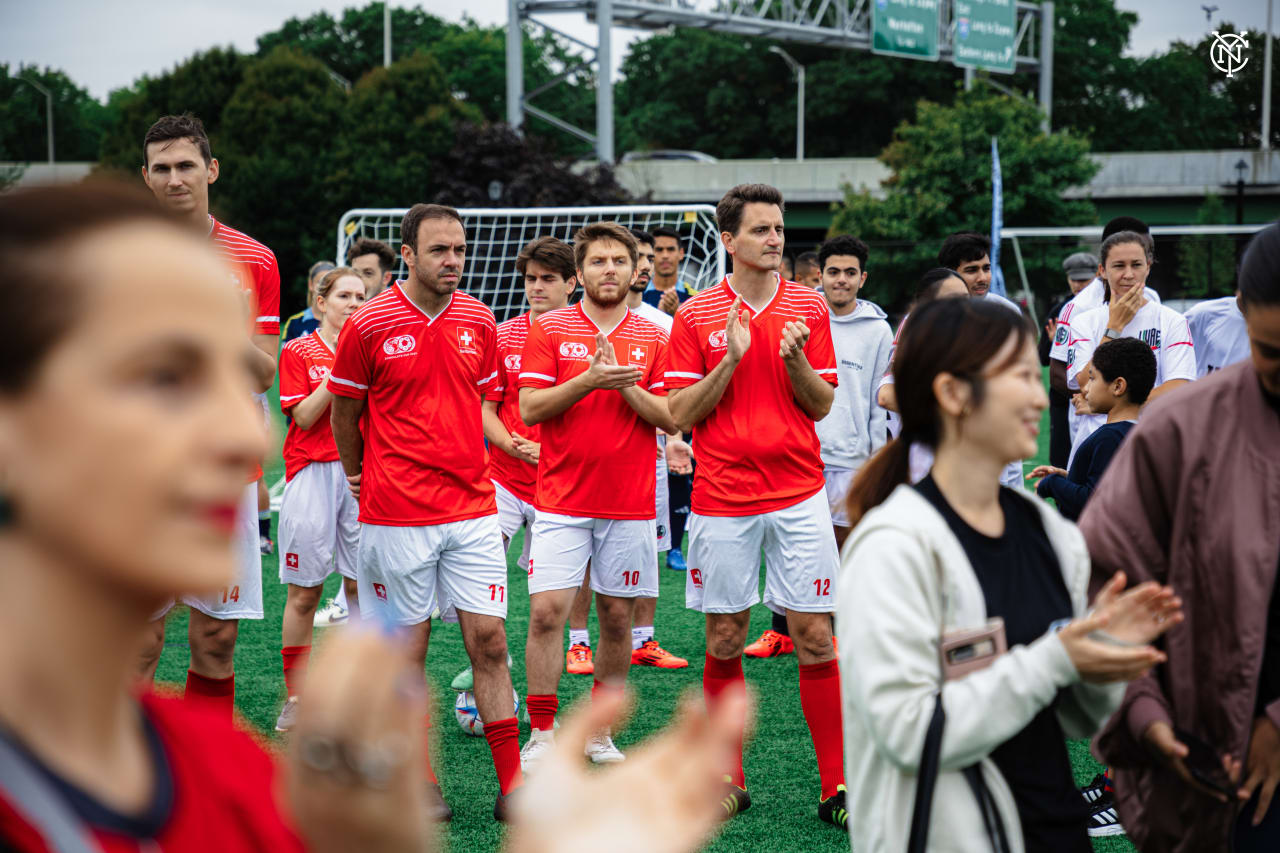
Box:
837 485 1122 853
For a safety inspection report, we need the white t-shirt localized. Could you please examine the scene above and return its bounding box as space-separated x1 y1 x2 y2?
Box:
630 301 673 333
1050 278 1163 363
981 290 1022 314
1065 299 1196 465
1184 296 1250 377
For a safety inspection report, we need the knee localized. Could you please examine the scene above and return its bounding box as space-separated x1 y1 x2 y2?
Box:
791 617 834 660
707 616 749 658
193 620 238 664
471 625 510 668
528 599 566 638
288 585 324 615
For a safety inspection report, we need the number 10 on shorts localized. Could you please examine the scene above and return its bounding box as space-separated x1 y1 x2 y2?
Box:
813 578 831 597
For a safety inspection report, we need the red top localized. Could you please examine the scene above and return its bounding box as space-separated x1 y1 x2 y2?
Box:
0 692 303 853
518 305 668 519
487 312 541 503
211 217 280 337
666 277 837 517
327 284 499 526
279 331 340 481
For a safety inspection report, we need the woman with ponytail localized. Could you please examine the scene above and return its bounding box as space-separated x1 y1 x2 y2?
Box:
836 297 1183 852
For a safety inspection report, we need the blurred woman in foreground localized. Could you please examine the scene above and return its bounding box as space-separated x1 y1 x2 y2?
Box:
837 298 1182 852
0 183 743 853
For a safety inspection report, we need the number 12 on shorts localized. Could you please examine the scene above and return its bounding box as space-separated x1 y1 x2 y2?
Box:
488 584 505 602
813 578 831 597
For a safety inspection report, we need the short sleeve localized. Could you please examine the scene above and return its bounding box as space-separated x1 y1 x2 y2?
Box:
805 301 839 387
1049 301 1075 362
517 320 557 389
278 345 309 413
1067 311 1099 390
487 332 508 402
253 255 281 337
648 331 670 396
666 307 706 390
327 321 370 399
1160 312 1198 383
477 324 500 397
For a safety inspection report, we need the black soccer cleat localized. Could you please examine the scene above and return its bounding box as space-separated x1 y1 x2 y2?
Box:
719 777 752 821
428 782 453 823
818 785 848 830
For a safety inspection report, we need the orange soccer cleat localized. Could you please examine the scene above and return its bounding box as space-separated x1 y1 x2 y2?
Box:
744 629 795 658
630 639 689 669
566 642 594 675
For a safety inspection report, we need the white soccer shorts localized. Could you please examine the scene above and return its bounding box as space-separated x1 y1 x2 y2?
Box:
685 489 839 615
655 449 671 552
823 465 855 528
493 480 537 571
177 480 264 620
278 461 359 587
528 512 658 598
357 514 509 626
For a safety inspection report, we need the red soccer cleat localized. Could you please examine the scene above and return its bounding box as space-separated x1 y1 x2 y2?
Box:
631 639 689 669
566 642 594 675
744 629 795 658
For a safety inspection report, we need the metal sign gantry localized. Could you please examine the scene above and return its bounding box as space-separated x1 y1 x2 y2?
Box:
506 0 1054 162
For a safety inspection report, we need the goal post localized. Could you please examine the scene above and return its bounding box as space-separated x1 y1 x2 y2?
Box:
336 205 726 322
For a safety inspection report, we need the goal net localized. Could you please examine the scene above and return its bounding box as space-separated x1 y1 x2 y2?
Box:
335 205 726 322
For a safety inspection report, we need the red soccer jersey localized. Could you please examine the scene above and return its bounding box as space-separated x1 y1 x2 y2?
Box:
211 217 281 337
666 277 837 517
518 305 668 519
487 312 541 503
279 331 340 481
327 284 499 526
0 692 303 853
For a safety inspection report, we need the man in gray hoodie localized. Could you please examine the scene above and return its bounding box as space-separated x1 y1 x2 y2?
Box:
814 235 893 548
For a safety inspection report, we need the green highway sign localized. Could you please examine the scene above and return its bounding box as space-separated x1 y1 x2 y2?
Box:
952 0 1018 74
871 0 940 62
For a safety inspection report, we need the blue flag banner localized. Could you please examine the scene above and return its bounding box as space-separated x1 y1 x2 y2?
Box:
989 135 1007 298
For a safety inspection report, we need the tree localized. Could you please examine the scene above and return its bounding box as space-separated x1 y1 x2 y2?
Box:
218 47 348 307
615 29 960 158
428 122 631 207
1046 0 1141 151
96 47 249 174
830 90 1098 310
0 64 110 162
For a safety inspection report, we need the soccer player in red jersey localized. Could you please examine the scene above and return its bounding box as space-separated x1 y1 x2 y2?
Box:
134 114 279 719
273 267 366 732
666 184 847 827
328 203 522 819
516 222 676 769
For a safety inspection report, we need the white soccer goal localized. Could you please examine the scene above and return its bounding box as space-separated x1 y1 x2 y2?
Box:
336 205 727 322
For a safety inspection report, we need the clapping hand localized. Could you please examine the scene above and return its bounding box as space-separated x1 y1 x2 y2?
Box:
1026 465 1068 485
725 296 751 363
1058 571 1182 683
779 319 810 362
583 333 642 390
659 289 680 316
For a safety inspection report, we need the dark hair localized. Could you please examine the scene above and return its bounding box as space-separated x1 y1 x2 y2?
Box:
517 236 576 282
1091 337 1157 405
308 260 336 283
629 228 655 249
1099 230 1153 266
346 237 396 273
143 113 212 168
651 226 682 246
796 251 820 273
913 268 967 305
937 232 991 270
1238 221 1280 308
846 298 1033 526
716 183 785 237
0 182 180 394
818 236 869 271
573 222 637 271
401 204 464 253
317 266 360 301
1102 216 1149 241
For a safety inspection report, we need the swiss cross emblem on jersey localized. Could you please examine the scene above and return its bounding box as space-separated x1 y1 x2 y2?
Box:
285 553 299 571
457 326 478 354
626 343 649 366
373 583 388 601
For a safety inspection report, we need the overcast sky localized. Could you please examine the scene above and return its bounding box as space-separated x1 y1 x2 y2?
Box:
0 0 1271 101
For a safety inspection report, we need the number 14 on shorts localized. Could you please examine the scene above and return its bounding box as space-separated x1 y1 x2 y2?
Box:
813 578 831 597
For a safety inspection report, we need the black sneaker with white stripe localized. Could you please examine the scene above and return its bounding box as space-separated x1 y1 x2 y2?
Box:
1086 792 1124 838
1080 773 1107 804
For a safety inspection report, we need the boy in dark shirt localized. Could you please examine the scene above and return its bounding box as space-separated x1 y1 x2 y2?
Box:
1029 337 1156 521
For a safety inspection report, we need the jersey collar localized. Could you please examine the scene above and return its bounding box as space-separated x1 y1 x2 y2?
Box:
721 273 781 316
395 282 455 324
577 302 628 338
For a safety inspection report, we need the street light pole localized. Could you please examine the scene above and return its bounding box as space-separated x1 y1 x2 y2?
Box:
17 75 54 164
768 46 805 161
383 2 391 67
1235 158 1248 224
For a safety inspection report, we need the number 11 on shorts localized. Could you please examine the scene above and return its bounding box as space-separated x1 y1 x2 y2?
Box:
813 578 831 597
489 584 505 602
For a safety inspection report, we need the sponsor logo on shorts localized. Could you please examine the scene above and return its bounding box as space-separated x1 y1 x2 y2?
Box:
707 329 727 350
308 365 330 382
657 523 666 539
527 557 533 577
373 582 388 600
285 553 299 570
383 335 417 357
505 353 522 372
457 326 478 354
559 341 590 360
690 568 703 587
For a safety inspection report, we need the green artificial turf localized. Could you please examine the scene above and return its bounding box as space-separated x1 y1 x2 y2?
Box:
152 368 1136 852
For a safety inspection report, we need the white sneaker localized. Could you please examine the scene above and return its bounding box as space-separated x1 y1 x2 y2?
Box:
313 598 349 627
584 731 625 764
520 729 555 772
274 697 299 732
